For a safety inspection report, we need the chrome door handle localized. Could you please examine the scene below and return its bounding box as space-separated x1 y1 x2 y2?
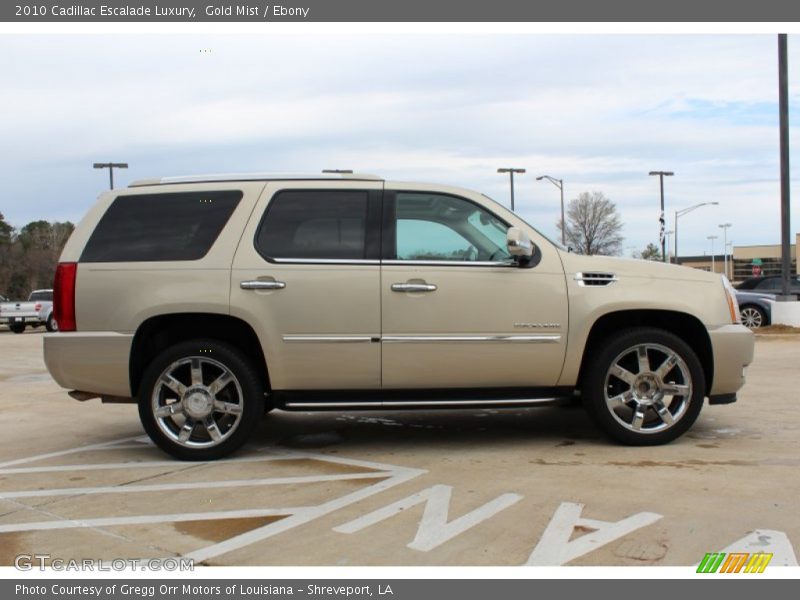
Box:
240 280 286 290
391 283 437 293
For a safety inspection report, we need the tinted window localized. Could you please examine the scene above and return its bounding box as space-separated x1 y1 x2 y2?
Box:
81 191 242 262
758 278 781 290
394 192 510 262
256 190 368 260
29 291 53 302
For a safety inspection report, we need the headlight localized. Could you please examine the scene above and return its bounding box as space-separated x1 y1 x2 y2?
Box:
722 276 740 324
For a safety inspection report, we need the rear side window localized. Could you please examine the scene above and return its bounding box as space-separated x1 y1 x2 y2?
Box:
81 191 242 262
256 190 369 260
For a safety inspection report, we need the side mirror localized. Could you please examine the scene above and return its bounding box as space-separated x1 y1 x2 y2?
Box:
506 227 534 258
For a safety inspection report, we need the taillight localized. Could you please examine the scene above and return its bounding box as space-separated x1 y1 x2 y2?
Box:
34 303 41 311
53 262 77 332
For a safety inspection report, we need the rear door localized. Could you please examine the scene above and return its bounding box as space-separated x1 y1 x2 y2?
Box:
230 181 383 391
380 189 569 389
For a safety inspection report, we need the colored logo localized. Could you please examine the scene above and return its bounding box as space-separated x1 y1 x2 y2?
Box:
697 552 773 573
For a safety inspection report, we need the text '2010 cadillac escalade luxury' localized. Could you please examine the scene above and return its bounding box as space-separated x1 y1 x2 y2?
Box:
44 173 754 460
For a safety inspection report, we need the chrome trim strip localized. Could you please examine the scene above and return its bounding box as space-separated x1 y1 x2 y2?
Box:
282 335 375 344
381 335 561 343
382 259 516 267
272 258 380 265
284 398 559 409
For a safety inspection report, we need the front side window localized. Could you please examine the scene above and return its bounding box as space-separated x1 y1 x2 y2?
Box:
256 190 369 260
394 192 511 262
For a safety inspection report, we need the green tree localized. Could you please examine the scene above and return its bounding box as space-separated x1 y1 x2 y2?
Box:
557 191 624 256
0 219 74 298
640 243 663 261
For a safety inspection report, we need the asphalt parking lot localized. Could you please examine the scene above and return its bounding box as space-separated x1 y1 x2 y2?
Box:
0 326 798 567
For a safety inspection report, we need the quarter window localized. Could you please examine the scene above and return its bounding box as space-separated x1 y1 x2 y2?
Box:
81 190 242 262
394 192 511 262
256 190 369 260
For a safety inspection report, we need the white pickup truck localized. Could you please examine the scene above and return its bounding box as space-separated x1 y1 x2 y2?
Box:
0 289 56 333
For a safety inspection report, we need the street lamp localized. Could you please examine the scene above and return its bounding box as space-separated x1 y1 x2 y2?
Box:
536 175 565 245
674 202 719 264
649 171 674 262
497 168 526 212
718 223 733 279
93 162 128 190
707 235 719 272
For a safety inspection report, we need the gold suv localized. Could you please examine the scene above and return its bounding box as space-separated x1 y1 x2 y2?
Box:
44 173 754 460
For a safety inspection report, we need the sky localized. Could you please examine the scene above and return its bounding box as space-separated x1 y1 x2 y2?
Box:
1 33 799 257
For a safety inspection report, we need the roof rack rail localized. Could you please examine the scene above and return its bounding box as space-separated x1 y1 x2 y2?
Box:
129 172 383 187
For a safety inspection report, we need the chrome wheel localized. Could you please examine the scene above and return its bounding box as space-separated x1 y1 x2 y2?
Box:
604 343 693 435
151 356 244 448
740 306 764 329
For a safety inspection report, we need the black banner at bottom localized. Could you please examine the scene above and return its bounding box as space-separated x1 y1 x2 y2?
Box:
4 579 797 600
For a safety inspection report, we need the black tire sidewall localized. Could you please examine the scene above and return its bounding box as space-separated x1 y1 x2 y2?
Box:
138 339 265 461
9 323 25 334
584 327 705 446
46 314 57 332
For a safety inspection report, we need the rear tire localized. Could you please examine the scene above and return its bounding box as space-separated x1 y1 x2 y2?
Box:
46 314 58 332
138 339 265 460
583 327 705 446
9 322 25 334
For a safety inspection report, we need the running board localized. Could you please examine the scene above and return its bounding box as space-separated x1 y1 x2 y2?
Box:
283 398 561 410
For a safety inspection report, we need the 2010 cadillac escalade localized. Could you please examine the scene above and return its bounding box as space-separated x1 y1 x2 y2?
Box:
44 173 754 460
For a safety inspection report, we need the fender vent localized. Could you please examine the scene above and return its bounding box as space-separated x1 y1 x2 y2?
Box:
574 272 618 286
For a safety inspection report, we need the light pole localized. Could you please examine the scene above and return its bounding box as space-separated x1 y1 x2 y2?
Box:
707 235 719 272
718 223 732 279
93 162 128 189
536 175 565 245
664 230 674 261
497 168 526 212
649 170 674 262
674 202 719 264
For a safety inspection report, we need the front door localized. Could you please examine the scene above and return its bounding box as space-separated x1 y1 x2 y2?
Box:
231 181 383 390
380 190 569 389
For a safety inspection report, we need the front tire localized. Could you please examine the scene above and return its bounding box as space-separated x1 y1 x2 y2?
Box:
739 305 767 329
583 327 705 445
138 340 265 460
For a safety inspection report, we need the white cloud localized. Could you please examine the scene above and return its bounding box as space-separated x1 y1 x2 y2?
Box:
0 33 798 256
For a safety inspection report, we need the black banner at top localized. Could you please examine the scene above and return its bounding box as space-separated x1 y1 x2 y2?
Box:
2 0 800 22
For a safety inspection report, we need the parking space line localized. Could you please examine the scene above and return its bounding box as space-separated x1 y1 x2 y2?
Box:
0 436 143 469
0 436 428 564
0 471 393 500
185 466 424 563
0 507 306 533
0 452 330 476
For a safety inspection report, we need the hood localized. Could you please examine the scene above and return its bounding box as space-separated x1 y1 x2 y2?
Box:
557 251 722 285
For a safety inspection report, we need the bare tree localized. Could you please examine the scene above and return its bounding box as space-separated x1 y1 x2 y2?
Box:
557 191 624 256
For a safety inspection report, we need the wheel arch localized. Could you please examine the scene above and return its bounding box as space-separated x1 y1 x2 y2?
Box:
576 309 713 395
130 313 270 398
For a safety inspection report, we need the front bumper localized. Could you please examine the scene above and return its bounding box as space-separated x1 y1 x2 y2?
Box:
707 323 755 396
44 332 134 398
